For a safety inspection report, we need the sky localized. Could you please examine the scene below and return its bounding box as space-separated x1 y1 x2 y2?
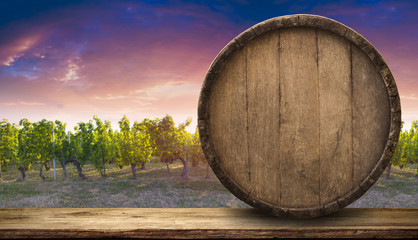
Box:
0 0 417 132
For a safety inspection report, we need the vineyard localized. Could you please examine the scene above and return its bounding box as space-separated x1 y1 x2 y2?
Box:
0 117 417 208
0 115 205 182
387 121 418 179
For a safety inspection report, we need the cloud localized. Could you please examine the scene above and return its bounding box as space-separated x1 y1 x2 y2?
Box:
95 95 129 101
2 101 45 106
401 95 418 101
0 33 43 66
137 82 201 99
60 62 80 82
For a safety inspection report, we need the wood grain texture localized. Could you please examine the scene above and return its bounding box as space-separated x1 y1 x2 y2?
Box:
352 44 391 186
0 208 417 239
279 27 319 208
317 29 353 204
199 14 401 217
208 46 251 193
246 30 280 204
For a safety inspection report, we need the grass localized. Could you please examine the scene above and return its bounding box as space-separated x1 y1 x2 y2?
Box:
0 162 417 208
347 164 418 208
0 161 248 208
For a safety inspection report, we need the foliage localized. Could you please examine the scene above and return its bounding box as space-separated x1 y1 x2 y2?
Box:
145 115 192 178
4 115 418 182
1 115 209 180
0 119 18 175
408 121 418 166
74 120 95 166
16 119 36 179
391 125 408 168
388 121 418 180
91 116 113 177
155 115 191 164
188 127 206 167
118 115 153 179
131 120 153 169
53 120 68 164
32 119 54 168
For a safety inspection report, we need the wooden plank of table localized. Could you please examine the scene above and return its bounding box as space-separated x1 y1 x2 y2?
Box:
0 208 417 239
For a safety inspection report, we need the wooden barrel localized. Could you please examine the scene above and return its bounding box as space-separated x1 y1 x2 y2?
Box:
198 14 401 218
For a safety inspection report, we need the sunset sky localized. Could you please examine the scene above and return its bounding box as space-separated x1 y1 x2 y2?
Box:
0 0 417 132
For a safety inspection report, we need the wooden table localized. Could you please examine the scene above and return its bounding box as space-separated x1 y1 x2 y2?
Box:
0 208 417 239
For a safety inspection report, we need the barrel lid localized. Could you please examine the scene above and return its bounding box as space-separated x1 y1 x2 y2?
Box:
198 14 401 218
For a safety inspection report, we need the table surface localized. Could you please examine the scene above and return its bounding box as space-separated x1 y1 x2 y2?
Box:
0 208 417 239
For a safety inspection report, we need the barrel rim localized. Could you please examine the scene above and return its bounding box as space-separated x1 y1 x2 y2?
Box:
198 14 401 218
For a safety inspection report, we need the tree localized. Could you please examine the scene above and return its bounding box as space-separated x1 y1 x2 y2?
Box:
141 118 160 158
408 121 418 180
32 119 54 181
53 120 68 180
131 120 153 177
0 119 18 181
68 130 86 179
109 129 122 169
71 121 95 179
118 116 133 174
188 127 210 178
92 116 113 177
17 119 36 181
152 115 191 179
118 116 153 179
387 121 408 180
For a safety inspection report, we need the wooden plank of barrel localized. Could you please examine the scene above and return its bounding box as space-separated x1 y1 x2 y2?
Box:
198 14 401 218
